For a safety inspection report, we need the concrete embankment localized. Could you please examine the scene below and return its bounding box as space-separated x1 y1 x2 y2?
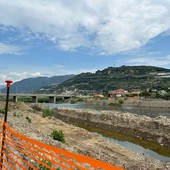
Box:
53 108 170 147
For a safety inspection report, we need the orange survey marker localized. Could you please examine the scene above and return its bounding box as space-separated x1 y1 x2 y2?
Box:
0 122 124 170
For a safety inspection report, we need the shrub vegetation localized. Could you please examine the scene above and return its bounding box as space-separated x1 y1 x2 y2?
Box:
42 107 54 118
26 116 32 123
51 130 65 143
31 104 43 112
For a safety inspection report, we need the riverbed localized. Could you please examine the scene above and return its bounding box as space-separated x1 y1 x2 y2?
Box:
42 103 170 162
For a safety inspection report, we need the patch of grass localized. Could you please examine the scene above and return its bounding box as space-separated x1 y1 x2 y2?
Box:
13 112 23 117
118 99 124 105
56 98 64 103
18 97 32 103
108 99 124 106
51 130 65 143
108 102 119 106
0 108 6 114
77 149 83 155
70 99 76 104
31 104 43 112
26 116 32 123
37 159 52 170
42 107 54 118
36 159 61 170
70 97 85 104
38 97 49 103
75 97 84 102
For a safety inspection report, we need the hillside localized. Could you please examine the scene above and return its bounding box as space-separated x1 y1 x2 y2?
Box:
1 75 75 93
46 66 170 93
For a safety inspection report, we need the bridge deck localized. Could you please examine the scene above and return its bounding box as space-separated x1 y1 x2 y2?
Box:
0 93 76 97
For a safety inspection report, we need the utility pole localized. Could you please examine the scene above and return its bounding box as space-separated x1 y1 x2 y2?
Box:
0 80 13 168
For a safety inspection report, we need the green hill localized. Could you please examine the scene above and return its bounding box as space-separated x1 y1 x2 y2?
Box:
48 66 170 93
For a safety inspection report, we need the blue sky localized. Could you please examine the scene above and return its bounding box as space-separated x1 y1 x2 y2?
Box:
0 0 170 84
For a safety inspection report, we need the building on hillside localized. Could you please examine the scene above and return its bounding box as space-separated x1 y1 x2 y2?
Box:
95 94 104 98
108 89 140 98
108 89 128 97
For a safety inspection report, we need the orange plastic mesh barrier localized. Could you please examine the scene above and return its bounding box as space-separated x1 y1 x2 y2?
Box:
0 123 124 170
0 120 3 148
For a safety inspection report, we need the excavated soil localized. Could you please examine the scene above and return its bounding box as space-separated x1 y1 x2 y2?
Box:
53 108 170 147
0 102 170 170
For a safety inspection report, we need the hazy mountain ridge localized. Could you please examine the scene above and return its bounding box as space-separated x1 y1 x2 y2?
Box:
1 75 75 93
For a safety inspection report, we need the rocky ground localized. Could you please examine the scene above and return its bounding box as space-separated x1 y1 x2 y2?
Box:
0 102 170 170
124 100 170 108
86 98 170 108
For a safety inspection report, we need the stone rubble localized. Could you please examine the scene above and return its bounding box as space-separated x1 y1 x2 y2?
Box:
0 102 170 170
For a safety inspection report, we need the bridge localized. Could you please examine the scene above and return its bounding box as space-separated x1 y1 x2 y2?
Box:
0 93 77 103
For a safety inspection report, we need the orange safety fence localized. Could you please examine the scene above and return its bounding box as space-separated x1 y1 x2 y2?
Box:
0 122 124 170
0 120 3 149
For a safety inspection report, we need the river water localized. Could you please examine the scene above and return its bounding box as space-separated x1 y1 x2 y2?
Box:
44 103 170 162
46 103 170 118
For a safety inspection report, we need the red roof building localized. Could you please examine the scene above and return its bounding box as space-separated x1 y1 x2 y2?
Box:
108 89 128 97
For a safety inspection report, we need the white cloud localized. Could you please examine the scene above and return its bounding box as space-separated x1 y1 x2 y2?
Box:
127 55 170 66
30 72 42 77
0 0 169 54
0 42 22 54
0 72 44 84
0 66 97 85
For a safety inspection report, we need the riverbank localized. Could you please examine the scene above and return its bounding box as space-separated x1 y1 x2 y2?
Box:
0 102 170 169
53 108 170 147
124 100 170 108
85 98 170 108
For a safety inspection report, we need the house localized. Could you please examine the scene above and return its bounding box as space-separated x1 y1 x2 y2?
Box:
108 89 128 97
95 94 104 98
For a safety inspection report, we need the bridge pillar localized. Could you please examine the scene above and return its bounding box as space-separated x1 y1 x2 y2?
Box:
49 96 56 103
13 96 18 103
32 96 38 103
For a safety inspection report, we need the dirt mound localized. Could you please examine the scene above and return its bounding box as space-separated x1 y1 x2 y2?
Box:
14 102 33 111
0 102 169 169
53 108 170 147
0 102 5 109
5 107 170 170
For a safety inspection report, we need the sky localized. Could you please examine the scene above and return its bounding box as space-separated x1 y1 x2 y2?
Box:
0 0 170 84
